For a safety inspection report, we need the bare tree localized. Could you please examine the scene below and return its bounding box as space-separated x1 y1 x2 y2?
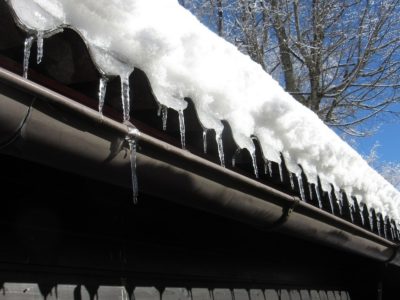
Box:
184 0 400 136
365 142 400 190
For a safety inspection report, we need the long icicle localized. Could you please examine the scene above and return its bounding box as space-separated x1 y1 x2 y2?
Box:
98 76 109 115
23 36 35 78
157 103 162 116
359 204 365 226
267 160 273 176
120 73 131 122
129 141 138 204
250 150 259 178
278 162 284 182
178 109 186 149
162 106 168 131
297 176 306 201
216 133 225 167
264 161 268 175
36 31 44 64
315 186 323 209
327 191 335 213
289 173 295 189
202 128 208 154
308 184 313 200
126 126 140 204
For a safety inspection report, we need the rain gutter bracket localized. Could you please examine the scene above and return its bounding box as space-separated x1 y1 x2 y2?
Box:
384 243 400 265
0 96 35 150
264 197 300 231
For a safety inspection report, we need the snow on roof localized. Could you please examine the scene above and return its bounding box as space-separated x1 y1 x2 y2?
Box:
7 0 400 221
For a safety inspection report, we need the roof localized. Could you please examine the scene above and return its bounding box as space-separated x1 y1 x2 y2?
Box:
0 0 400 269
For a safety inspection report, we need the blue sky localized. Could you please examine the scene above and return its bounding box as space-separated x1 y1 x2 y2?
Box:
356 119 400 163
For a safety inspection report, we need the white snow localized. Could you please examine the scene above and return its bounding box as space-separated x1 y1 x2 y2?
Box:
6 0 400 221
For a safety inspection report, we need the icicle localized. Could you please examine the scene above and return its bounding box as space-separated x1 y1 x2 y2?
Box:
369 212 374 232
126 126 140 204
178 109 186 149
377 215 382 236
336 193 343 215
216 133 225 167
278 162 284 182
202 128 208 154
36 31 44 64
359 205 365 226
98 76 109 115
289 173 295 189
250 150 259 178
308 184 313 200
297 176 306 201
267 160 273 176
327 191 335 213
120 73 131 122
162 106 168 131
232 148 240 167
315 186 323 209
129 140 138 204
389 222 395 239
383 218 388 239
157 103 162 116
23 36 34 78
349 203 355 223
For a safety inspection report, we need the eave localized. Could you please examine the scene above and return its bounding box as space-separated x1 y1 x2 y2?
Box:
1 66 399 268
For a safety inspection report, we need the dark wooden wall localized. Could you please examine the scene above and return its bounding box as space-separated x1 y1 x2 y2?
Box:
0 154 398 299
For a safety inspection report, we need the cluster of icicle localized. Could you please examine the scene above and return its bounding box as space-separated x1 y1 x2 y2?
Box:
6 0 400 222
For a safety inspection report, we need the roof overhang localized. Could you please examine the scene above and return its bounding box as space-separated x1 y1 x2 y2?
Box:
1 66 399 267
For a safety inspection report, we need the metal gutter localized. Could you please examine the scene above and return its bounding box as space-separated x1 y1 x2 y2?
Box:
0 66 399 267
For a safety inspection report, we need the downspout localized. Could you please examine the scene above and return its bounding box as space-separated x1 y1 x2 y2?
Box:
0 66 399 267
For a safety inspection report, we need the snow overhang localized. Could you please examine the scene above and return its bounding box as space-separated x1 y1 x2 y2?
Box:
1 66 400 268
3 0 400 223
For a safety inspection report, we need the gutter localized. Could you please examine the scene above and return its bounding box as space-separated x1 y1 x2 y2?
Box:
0 66 399 267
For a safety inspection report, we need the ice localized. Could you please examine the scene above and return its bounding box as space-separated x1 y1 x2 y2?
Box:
278 163 284 182
383 218 388 239
162 105 168 131
98 76 109 115
178 109 186 149
126 125 140 204
315 186 323 209
23 36 34 78
297 176 306 201
359 204 366 226
202 128 208 154
349 204 355 223
264 162 268 175
36 31 44 64
250 149 259 178
129 140 138 204
308 184 313 201
327 191 335 213
377 215 382 236
289 173 295 190
267 160 273 176
216 133 225 167
7 0 400 221
120 73 131 122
